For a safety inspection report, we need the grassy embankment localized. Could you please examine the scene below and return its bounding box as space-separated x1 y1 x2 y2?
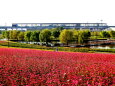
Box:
0 41 115 53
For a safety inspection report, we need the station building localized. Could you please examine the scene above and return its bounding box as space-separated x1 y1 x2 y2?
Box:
0 23 115 31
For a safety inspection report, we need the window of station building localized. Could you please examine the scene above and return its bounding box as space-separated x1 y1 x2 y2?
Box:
32 24 40 26
23 28 27 30
94 24 97 26
99 24 106 26
41 24 45 26
27 24 32 27
21 24 24 27
71 24 76 26
31 24 35 26
102 24 107 26
81 24 85 26
85 24 89 26
65 24 76 26
17 28 21 30
21 24 27 27
18 24 21 26
52 24 57 26
52 24 62 26
88 24 96 26
57 24 62 26
37 24 40 26
22 24 27 27
85 24 94 26
13 28 16 30
88 24 92 26
65 24 69 26
1 29 5 30
31 24 38 27
90 24 95 26
76 24 80 26
12 24 17 27
42 24 50 26
99 24 101 26
7 29 12 30
87 24 92 26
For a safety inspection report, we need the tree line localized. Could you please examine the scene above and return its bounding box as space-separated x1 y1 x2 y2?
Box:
2 29 115 46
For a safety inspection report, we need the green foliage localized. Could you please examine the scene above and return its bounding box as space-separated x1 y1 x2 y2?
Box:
59 29 73 45
30 31 40 42
83 30 91 39
0 34 2 39
78 31 84 44
51 28 60 38
73 29 79 40
56 26 64 31
39 29 51 44
11 30 20 40
3 31 10 39
24 31 32 42
78 30 87 44
0 30 2 34
74 30 91 44
100 31 110 38
1 29 114 46
18 32 24 41
2 31 6 38
9 30 13 39
91 31 100 36
108 30 115 38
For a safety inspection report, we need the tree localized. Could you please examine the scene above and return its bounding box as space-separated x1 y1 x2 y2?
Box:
13 30 20 40
51 28 60 39
0 30 2 34
77 30 91 44
30 31 40 42
24 31 32 42
100 31 110 38
91 31 100 39
57 26 64 31
39 29 51 45
83 30 91 43
8 30 20 40
59 29 73 45
18 32 24 41
77 31 84 44
2 31 10 40
91 31 100 36
108 30 115 38
2 31 10 47
84 30 91 39
9 30 13 39
2 31 6 38
73 29 79 42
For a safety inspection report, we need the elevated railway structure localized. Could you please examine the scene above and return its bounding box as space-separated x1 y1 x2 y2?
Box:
0 23 115 31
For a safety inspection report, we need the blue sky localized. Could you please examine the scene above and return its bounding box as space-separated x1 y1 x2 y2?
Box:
0 0 115 26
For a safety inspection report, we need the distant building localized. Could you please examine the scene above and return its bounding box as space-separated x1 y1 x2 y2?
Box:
0 23 115 31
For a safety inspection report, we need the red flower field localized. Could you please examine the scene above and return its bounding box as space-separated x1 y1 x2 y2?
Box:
0 48 115 86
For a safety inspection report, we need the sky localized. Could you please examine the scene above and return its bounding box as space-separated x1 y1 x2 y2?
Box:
0 0 115 26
